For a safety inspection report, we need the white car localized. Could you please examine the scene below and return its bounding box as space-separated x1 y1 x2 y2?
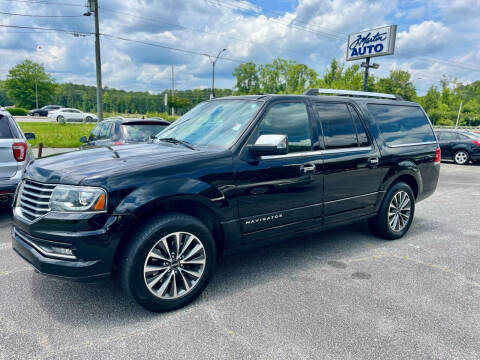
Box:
48 108 98 122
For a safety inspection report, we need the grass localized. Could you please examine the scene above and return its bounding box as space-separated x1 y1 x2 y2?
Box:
18 122 95 148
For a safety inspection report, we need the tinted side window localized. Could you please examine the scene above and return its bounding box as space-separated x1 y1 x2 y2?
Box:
316 103 357 149
89 124 102 141
258 102 312 153
97 123 113 140
438 132 457 140
0 116 13 139
348 105 369 147
458 133 470 140
367 104 436 146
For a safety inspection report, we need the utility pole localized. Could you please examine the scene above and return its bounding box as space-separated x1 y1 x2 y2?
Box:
205 48 227 99
34 77 38 109
171 66 175 117
455 101 463 129
86 0 103 121
361 57 379 92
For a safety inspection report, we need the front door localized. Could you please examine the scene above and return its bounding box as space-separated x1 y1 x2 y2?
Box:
235 100 324 242
314 102 385 225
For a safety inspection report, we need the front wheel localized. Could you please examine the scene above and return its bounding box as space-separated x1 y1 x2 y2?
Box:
454 150 469 165
120 213 216 312
85 116 92 122
369 182 415 240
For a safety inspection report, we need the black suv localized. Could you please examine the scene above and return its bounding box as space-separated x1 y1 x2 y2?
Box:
11 89 440 312
435 129 480 165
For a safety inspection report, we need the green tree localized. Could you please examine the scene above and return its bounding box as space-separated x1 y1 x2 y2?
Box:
5 60 57 109
316 59 367 90
232 62 260 95
374 70 416 101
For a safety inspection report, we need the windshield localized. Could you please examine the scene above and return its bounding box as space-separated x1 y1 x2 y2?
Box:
156 99 262 149
122 124 169 141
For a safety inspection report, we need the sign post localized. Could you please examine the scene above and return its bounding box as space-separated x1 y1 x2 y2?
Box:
347 25 397 91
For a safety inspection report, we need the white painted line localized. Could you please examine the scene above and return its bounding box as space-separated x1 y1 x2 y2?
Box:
0 243 12 250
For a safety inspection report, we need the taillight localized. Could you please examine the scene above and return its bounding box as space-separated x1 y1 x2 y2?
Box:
434 147 441 164
473 140 480 147
12 142 27 162
112 141 125 146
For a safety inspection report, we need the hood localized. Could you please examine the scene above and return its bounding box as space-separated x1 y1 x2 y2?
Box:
25 142 209 184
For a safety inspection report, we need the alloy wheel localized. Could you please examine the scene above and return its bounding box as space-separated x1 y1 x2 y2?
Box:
143 232 206 299
454 151 468 165
388 190 411 232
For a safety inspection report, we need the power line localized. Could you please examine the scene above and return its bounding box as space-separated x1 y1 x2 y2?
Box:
0 11 84 18
100 32 247 63
1 0 85 7
0 23 91 36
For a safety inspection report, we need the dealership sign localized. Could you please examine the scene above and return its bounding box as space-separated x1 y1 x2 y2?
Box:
346 25 397 61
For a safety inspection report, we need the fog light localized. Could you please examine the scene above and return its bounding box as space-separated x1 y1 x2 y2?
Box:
38 244 75 258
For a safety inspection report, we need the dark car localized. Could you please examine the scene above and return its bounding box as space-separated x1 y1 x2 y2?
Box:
28 105 62 117
79 117 171 147
11 89 440 312
435 129 480 165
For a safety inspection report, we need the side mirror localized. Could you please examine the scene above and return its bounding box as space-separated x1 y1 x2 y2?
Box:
79 136 88 143
248 134 288 157
24 132 35 140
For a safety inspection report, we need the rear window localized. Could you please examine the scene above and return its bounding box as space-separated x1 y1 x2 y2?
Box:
367 104 436 146
122 124 169 141
0 116 13 139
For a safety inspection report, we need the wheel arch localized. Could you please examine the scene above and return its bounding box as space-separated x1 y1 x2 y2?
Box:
381 163 421 200
112 195 226 272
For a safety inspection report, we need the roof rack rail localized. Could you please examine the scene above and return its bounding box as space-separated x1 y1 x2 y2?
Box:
303 88 403 100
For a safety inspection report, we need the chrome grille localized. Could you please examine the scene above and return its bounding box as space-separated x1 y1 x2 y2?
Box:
18 180 56 221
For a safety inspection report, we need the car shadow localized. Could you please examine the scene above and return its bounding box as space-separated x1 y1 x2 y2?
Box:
29 220 386 324
0 205 12 226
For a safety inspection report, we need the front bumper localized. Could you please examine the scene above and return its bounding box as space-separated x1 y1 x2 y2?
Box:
11 212 132 282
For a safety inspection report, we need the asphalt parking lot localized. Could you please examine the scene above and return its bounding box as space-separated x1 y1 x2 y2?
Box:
0 163 479 360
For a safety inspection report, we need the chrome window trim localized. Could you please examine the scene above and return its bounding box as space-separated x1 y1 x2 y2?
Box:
386 141 437 148
261 146 373 160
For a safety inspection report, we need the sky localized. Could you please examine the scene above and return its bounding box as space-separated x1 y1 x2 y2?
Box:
0 0 479 95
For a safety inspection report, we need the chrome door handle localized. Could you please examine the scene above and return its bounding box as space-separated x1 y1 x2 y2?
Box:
367 157 379 167
301 164 316 173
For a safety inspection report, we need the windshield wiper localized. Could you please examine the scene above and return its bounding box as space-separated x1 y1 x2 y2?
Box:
158 137 197 150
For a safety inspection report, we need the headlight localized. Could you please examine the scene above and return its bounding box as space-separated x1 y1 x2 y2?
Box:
49 185 107 212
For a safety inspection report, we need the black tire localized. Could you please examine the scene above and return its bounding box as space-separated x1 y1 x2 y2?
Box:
85 116 92 122
453 150 469 165
368 182 415 240
57 115 64 122
120 213 216 312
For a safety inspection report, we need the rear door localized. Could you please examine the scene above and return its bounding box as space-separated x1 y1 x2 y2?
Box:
315 102 385 225
0 115 17 179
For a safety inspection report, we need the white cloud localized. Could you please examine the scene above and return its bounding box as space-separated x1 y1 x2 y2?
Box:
0 0 478 95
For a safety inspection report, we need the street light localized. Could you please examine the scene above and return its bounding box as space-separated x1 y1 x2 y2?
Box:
205 48 227 99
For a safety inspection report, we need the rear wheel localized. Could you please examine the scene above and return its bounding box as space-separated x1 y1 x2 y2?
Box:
120 213 216 312
57 115 64 122
453 150 469 165
369 182 415 240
